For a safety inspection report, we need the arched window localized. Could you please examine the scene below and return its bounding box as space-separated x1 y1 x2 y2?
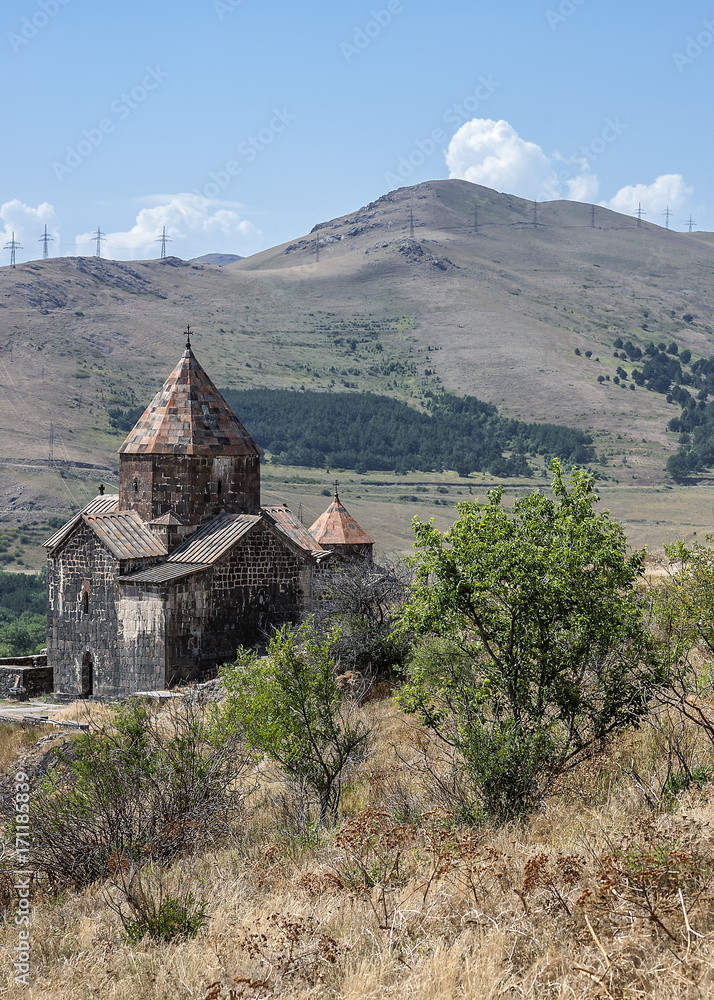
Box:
133 480 139 494
217 480 222 495
82 592 89 615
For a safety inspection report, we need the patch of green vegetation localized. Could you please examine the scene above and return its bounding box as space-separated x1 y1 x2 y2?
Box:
587 337 714 478
107 404 146 433
0 518 62 570
0 570 46 656
222 388 595 477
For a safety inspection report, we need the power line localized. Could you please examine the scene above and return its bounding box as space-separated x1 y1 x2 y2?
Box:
662 206 672 230
533 200 538 226
3 231 22 267
473 203 479 232
686 215 697 233
409 206 415 238
38 225 54 259
92 226 106 258
155 226 172 259
590 203 596 228
48 423 54 467
314 231 320 263
634 203 646 227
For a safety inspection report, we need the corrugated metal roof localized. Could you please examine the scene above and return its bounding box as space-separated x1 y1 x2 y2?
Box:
309 493 374 548
119 346 260 457
44 493 119 551
168 513 260 564
119 562 208 585
262 504 324 554
83 511 168 561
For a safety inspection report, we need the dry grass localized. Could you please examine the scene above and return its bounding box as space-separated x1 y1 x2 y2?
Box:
1 697 714 999
0 722 46 774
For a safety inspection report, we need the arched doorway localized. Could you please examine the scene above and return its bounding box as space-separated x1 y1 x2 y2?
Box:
81 652 94 698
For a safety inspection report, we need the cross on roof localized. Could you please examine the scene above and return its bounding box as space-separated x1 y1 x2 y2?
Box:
185 324 193 350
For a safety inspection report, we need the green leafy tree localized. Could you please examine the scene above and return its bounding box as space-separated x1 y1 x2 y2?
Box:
0 611 46 657
650 537 714 756
396 462 661 821
220 622 371 823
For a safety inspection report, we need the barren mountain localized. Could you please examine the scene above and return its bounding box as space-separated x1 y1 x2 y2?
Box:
2 179 714 495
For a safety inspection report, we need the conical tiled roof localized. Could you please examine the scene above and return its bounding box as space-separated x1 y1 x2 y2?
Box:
119 345 260 457
309 493 374 548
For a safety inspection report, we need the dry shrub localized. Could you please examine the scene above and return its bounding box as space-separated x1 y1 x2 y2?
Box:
27 696 253 891
4 700 714 999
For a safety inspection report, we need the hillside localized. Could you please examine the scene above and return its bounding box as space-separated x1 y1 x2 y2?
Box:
2 178 714 540
189 253 244 266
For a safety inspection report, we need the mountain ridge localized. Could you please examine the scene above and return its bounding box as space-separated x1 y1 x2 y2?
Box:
2 179 714 491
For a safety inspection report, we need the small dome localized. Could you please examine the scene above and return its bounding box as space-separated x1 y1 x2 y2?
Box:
309 492 374 549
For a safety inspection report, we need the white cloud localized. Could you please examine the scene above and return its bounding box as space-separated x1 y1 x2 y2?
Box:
74 194 263 260
445 119 562 201
444 120 695 225
0 200 58 253
563 161 600 202
601 174 693 218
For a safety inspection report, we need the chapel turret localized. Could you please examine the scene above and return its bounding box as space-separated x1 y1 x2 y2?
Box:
309 491 374 560
118 331 261 525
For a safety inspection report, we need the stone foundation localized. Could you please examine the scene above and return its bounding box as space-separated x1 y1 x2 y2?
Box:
0 659 53 701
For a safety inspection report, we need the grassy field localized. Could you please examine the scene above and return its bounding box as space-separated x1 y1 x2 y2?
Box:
263 465 714 556
0 458 711 573
1 695 713 998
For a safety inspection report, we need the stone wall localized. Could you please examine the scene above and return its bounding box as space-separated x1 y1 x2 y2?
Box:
116 591 166 693
47 524 165 699
119 454 260 524
0 665 53 699
164 521 310 683
0 655 47 668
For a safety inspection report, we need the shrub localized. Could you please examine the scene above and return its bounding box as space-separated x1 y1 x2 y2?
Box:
651 537 714 759
122 890 206 943
396 462 664 822
106 862 208 943
311 557 411 678
28 698 251 890
220 622 371 823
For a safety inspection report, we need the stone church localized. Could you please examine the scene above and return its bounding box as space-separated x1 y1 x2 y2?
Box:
44 335 373 699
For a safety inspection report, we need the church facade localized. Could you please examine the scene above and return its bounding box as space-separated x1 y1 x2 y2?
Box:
44 338 373 699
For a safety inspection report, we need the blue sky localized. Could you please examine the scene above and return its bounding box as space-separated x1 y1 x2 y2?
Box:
0 0 711 261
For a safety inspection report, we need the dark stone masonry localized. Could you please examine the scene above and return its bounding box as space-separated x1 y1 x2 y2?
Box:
0 658 52 701
44 336 374 699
